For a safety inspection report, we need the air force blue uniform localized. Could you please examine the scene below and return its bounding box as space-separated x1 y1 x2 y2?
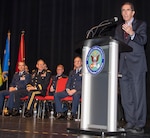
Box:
0 71 31 112
54 69 82 115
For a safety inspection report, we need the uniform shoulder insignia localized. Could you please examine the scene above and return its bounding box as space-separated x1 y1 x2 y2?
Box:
32 69 36 73
47 69 51 72
62 75 68 78
27 84 32 87
42 69 46 73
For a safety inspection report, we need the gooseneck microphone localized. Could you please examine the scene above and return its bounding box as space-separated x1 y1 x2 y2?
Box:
101 17 118 24
86 17 118 38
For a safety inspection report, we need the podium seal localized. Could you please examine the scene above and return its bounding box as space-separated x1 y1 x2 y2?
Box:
86 46 105 75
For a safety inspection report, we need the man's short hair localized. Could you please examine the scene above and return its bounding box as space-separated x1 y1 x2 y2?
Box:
121 2 135 11
18 61 25 66
57 64 64 70
37 59 45 64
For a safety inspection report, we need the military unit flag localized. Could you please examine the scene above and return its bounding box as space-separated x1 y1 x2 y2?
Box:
2 32 10 82
16 31 25 72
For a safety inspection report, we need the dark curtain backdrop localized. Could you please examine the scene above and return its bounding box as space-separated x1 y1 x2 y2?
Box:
0 0 150 117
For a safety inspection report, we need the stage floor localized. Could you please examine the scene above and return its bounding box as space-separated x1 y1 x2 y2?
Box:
0 116 150 138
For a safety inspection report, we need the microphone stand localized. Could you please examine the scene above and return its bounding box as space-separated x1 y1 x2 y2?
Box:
86 21 113 39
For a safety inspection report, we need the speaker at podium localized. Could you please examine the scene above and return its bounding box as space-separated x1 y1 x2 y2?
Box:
68 36 132 136
68 17 132 136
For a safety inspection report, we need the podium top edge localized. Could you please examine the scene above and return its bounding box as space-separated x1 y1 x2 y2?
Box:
84 36 115 41
75 36 133 54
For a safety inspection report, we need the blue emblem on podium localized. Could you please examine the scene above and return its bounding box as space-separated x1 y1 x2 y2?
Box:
86 46 105 75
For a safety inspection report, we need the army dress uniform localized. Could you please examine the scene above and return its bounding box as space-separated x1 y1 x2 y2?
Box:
25 69 51 117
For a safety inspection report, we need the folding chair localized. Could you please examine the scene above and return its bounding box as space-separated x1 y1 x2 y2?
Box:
42 77 68 119
34 79 52 119
2 95 29 118
35 96 46 119
44 95 54 118
62 96 81 121
20 96 28 117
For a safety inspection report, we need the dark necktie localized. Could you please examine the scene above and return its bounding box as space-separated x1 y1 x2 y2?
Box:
124 31 128 40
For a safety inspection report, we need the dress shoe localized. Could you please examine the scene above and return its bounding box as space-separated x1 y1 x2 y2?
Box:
12 109 20 116
124 123 134 131
24 110 32 117
67 113 76 121
130 127 144 134
4 108 12 116
25 112 32 117
55 113 65 119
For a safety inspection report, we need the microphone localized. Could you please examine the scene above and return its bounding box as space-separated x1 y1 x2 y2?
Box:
100 17 118 24
111 17 118 22
86 17 118 38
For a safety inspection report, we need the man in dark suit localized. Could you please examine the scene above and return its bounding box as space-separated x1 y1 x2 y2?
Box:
25 59 51 117
115 2 147 134
0 61 31 115
54 56 82 120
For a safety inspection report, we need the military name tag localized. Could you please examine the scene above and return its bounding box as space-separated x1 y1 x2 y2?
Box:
20 76 25 80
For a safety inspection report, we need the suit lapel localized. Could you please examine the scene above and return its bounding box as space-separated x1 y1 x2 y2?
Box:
132 19 143 32
132 19 137 31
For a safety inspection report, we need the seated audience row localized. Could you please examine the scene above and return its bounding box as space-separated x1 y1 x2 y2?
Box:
0 56 82 121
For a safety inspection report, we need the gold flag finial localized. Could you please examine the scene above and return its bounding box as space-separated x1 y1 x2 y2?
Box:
21 30 25 34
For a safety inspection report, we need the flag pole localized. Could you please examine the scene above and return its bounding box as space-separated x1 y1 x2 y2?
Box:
21 30 25 62
6 31 11 90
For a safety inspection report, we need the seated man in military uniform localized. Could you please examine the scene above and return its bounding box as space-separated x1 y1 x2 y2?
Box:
54 56 82 120
49 64 67 95
0 61 31 116
44 64 68 117
25 59 51 117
